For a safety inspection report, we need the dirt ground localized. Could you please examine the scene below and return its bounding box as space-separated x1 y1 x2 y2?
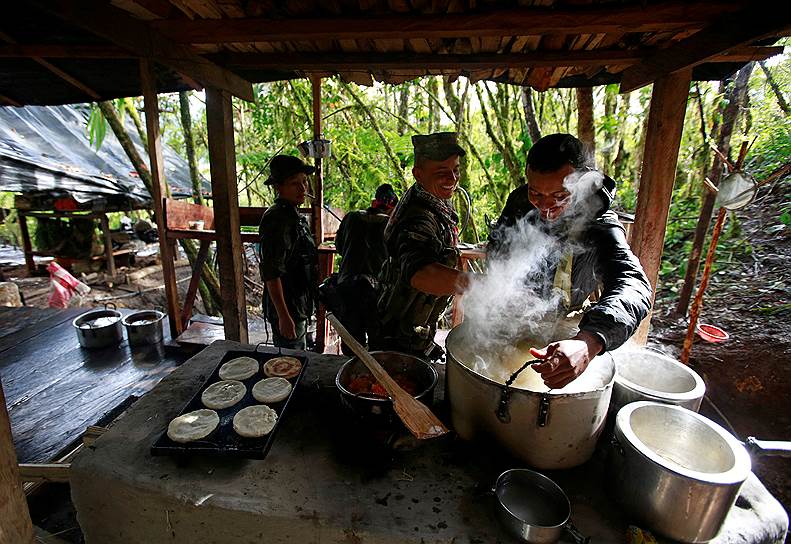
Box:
651 182 791 518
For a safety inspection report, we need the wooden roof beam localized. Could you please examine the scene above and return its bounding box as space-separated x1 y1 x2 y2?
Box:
151 1 748 43
31 0 254 102
0 31 100 100
215 46 783 71
619 9 791 92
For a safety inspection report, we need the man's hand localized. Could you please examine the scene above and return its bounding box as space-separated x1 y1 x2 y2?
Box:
529 331 604 389
278 313 297 340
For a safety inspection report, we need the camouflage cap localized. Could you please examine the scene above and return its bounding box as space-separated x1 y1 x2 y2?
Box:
412 132 466 162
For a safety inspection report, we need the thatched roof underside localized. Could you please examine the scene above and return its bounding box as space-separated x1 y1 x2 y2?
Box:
0 0 787 105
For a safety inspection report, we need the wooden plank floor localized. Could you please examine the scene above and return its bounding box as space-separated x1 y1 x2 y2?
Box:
0 307 188 463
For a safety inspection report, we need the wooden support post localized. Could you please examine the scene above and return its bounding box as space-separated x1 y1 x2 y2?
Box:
206 87 248 343
141 59 182 338
630 69 692 344
311 76 324 246
181 240 211 329
312 76 327 353
0 379 35 544
99 214 116 278
17 211 36 275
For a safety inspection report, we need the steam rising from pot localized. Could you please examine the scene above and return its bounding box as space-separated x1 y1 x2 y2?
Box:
461 169 606 373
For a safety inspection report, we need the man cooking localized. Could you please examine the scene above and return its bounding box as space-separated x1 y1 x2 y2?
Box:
372 132 471 360
489 133 652 388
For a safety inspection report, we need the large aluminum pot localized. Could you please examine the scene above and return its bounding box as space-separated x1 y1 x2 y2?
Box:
610 347 706 413
608 402 751 543
445 324 615 469
73 304 123 349
122 309 165 346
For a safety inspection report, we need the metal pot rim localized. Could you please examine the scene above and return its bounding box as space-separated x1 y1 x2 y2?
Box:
615 401 751 485
335 350 438 403
614 352 706 402
73 309 122 329
122 310 165 328
494 468 570 530
446 326 614 399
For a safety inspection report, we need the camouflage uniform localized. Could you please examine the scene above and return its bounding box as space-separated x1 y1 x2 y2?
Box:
372 132 465 358
259 198 318 349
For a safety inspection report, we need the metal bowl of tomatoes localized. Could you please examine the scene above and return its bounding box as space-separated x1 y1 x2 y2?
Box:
335 351 438 427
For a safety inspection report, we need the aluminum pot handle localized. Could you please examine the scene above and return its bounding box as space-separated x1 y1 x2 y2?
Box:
745 437 791 458
104 302 117 311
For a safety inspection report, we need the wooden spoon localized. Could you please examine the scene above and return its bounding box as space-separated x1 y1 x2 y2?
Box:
327 312 448 440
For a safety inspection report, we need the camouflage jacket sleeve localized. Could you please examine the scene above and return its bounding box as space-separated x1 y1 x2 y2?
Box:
392 212 445 283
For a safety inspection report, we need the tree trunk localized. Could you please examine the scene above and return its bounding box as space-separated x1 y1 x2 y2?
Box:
341 81 408 189
124 98 148 155
575 87 595 157
179 91 204 205
521 87 542 145
601 85 618 167
98 100 221 316
675 63 755 316
427 76 440 132
759 61 790 116
397 84 409 135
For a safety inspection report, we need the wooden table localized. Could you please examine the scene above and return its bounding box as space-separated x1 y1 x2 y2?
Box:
0 306 188 463
70 341 788 544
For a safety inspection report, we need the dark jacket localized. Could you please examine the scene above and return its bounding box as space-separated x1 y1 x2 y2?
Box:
488 175 652 351
259 198 318 321
335 207 390 284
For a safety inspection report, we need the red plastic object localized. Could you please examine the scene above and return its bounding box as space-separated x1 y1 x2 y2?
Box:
696 323 730 343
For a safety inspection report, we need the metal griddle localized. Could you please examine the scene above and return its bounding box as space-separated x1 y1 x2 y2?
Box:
151 349 308 459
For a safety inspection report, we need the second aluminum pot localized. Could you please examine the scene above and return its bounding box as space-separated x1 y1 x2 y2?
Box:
607 401 752 543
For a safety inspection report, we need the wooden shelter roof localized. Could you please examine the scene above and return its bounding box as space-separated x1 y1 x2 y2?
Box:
1 1 789 105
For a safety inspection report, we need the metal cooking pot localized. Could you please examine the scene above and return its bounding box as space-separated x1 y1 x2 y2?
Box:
73 304 123 349
122 309 165 347
610 347 706 413
445 324 614 469
493 469 589 544
608 402 752 543
336 351 438 427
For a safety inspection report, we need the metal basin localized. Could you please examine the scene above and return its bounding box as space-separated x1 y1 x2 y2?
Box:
73 306 123 349
610 347 706 412
609 402 751 543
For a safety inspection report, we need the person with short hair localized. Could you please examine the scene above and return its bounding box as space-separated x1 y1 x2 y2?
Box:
259 155 318 350
329 183 399 353
372 132 471 360
489 133 651 388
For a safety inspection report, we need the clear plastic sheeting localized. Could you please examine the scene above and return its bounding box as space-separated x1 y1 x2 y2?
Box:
0 104 210 206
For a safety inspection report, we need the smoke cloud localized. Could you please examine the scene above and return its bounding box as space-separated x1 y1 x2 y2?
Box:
458 169 606 381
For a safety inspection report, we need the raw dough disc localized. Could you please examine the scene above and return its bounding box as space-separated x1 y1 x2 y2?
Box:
233 405 278 438
252 377 293 404
201 380 247 409
167 409 219 443
218 356 259 381
263 356 302 379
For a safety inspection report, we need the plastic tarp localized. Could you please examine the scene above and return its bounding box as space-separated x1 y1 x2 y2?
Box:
0 104 210 206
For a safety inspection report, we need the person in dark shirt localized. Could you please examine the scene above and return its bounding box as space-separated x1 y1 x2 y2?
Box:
488 134 651 388
259 155 318 350
332 184 398 352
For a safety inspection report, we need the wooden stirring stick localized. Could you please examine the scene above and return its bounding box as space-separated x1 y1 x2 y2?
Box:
326 312 448 440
